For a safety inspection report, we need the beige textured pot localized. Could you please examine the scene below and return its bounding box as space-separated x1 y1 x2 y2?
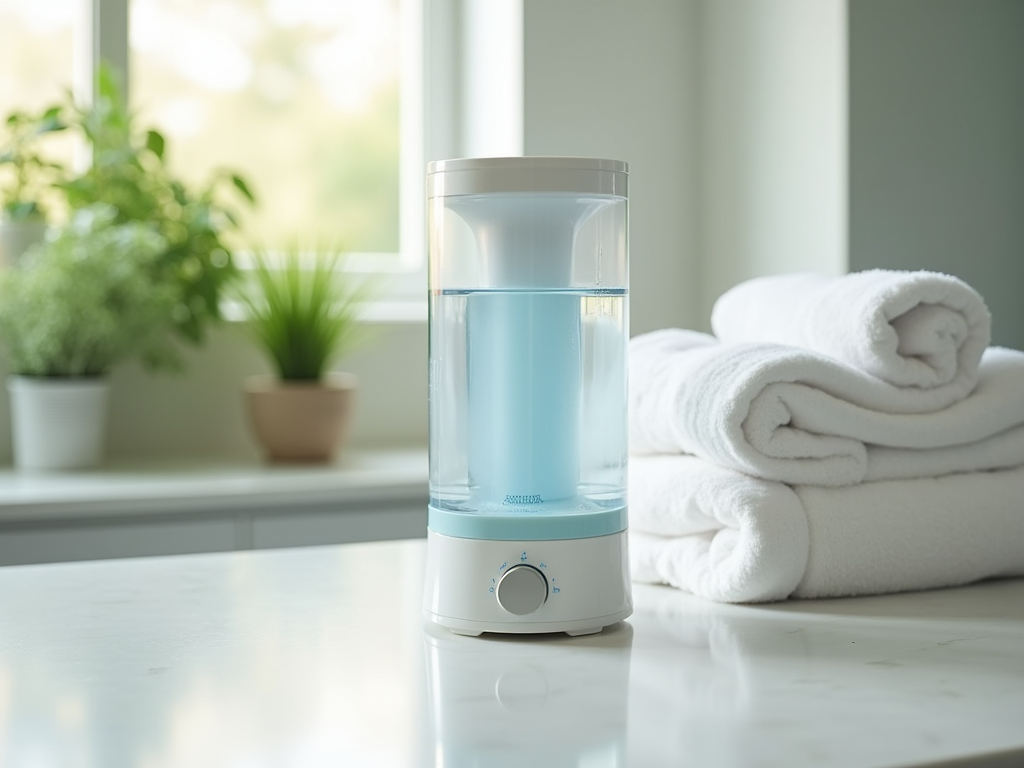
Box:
245 373 357 463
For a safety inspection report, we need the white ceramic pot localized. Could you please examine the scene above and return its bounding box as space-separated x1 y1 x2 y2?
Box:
0 220 48 267
7 376 110 471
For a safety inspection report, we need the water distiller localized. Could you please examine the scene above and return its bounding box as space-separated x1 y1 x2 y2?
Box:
423 157 632 636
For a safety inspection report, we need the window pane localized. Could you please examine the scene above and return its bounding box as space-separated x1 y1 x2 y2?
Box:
0 0 79 115
0 0 84 222
130 0 401 253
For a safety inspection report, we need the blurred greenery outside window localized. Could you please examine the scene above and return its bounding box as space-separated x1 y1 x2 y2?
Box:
0 0 82 214
1 0 418 298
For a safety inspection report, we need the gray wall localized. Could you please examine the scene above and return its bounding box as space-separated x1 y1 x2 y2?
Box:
523 0 699 335
849 0 1024 349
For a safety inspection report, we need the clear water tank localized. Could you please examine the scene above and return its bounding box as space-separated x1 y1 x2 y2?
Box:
427 156 629 542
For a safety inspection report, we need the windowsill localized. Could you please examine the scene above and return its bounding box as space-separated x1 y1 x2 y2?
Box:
0 448 428 525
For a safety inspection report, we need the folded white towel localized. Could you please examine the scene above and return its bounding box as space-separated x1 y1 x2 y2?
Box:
629 454 1024 602
711 271 991 405
629 329 1024 486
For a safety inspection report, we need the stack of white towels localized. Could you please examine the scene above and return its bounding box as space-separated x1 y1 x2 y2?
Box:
629 270 1024 602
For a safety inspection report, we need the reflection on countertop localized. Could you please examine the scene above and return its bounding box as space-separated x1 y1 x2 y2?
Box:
424 620 632 767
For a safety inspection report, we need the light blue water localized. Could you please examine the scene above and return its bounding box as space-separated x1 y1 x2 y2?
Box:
429 288 627 518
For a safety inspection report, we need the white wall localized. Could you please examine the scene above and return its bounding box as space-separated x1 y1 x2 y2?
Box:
461 0 524 157
522 0 699 335
696 0 847 326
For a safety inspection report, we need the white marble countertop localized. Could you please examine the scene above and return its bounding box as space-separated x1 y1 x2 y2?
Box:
1 539 1023 768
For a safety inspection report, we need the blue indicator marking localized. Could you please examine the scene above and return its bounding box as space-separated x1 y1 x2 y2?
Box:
553 587 560 594
488 587 495 593
499 562 507 571
520 551 527 561
539 563 547 568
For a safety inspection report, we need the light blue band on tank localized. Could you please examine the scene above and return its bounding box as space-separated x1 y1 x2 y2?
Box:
427 505 628 541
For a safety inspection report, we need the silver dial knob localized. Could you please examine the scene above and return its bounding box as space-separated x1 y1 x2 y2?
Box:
496 565 548 615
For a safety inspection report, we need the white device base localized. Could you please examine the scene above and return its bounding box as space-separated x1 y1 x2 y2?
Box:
423 529 632 636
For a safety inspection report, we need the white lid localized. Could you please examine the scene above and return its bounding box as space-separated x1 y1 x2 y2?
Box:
426 156 628 198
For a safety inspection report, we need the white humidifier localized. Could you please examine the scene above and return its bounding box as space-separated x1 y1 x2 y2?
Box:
423 157 632 636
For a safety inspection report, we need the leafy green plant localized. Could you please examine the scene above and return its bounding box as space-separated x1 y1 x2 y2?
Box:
236 248 372 381
0 108 67 221
31 63 256 346
0 206 178 377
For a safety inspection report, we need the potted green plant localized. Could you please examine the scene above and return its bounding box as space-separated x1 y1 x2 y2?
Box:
0 107 66 265
236 248 370 463
0 205 177 470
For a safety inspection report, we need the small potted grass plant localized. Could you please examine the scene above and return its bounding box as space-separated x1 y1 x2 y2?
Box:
237 247 370 463
0 205 177 470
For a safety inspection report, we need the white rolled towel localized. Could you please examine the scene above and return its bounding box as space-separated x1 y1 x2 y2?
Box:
629 329 1024 486
629 454 1024 603
711 270 991 406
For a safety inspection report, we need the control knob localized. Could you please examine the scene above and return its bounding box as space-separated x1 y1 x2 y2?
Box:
495 564 548 615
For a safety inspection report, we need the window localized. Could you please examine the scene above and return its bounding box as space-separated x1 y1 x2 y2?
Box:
0 0 85 208
130 0 401 255
0 0 80 115
2 0 428 302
